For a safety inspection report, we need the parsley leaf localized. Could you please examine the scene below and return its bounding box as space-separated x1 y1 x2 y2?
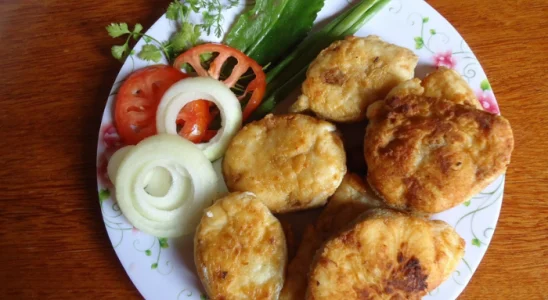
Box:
111 44 129 60
166 2 181 20
106 23 130 38
138 44 163 62
171 22 201 52
107 0 240 63
132 23 143 39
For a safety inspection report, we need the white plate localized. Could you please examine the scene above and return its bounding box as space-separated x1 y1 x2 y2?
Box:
96 0 505 299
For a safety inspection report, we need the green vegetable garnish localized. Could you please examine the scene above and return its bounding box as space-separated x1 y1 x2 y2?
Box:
225 0 325 65
106 0 239 63
253 0 391 119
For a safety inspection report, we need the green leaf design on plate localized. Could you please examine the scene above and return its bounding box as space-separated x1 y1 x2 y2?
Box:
414 37 424 50
481 79 491 91
423 17 429 23
463 200 471 207
159 237 169 249
151 263 158 269
472 238 481 247
145 249 152 256
98 189 110 205
430 28 436 35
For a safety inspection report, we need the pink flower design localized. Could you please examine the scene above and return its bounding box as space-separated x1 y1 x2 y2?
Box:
132 227 140 236
97 124 124 188
433 51 457 69
476 90 500 114
97 123 125 188
97 152 113 188
100 124 123 152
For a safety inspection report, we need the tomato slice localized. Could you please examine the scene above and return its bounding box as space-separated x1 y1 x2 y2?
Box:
176 100 212 143
173 43 266 120
115 65 188 145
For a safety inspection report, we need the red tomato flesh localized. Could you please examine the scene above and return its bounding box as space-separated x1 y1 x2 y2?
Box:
115 65 188 145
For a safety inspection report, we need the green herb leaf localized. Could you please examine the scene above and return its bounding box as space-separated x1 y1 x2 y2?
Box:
463 200 471 207
200 294 209 300
187 0 201 13
106 23 130 38
430 28 436 35
132 23 143 39
414 37 424 50
166 2 181 20
111 45 128 60
225 0 324 65
162 40 175 63
423 17 429 23
472 238 481 247
151 263 158 269
481 79 491 91
200 52 213 63
145 249 152 256
170 22 201 53
138 44 163 62
159 238 169 249
98 189 111 205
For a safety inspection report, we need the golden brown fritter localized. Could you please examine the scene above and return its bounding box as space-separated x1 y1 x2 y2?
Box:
194 192 287 300
223 114 347 213
307 209 465 300
290 35 418 122
422 67 483 109
280 174 383 300
365 94 514 213
386 67 483 109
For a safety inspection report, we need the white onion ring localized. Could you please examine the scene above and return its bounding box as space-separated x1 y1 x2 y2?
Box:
107 145 134 185
111 134 218 237
156 77 242 161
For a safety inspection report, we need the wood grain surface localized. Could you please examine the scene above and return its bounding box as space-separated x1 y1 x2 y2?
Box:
0 0 546 299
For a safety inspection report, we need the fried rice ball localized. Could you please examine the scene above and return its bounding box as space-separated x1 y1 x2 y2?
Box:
290 35 418 122
195 192 287 300
280 174 383 300
364 94 514 213
307 208 465 299
223 114 347 213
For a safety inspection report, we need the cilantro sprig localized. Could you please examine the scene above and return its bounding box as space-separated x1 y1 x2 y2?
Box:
106 0 240 64
106 22 169 63
169 0 239 38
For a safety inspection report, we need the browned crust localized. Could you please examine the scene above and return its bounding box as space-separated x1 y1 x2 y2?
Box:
194 192 287 299
280 174 384 300
364 94 514 213
223 113 347 213
306 208 465 299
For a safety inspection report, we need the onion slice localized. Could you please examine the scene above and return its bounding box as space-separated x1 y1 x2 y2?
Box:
156 77 242 161
110 134 218 237
107 145 134 185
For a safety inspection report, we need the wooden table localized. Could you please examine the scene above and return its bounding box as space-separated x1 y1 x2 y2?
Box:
1 0 546 299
